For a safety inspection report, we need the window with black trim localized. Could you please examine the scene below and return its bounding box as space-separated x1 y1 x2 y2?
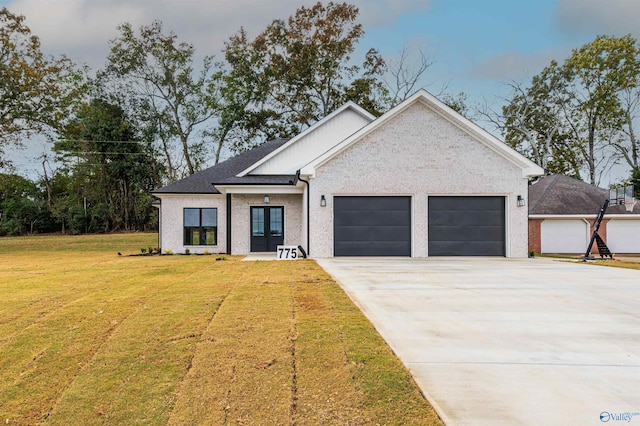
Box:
184 208 217 245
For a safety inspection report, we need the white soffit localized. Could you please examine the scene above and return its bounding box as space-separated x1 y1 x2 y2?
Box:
213 185 304 195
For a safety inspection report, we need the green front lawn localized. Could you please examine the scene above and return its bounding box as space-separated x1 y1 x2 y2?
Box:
0 233 442 425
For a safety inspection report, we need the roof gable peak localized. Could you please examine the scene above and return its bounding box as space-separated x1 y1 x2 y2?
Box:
300 90 544 178
236 101 374 177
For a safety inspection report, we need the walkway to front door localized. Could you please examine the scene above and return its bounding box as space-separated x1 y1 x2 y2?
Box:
250 206 284 252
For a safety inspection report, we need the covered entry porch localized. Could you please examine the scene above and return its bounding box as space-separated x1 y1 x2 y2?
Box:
223 189 305 255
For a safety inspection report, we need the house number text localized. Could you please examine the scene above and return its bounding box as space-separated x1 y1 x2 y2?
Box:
277 245 299 260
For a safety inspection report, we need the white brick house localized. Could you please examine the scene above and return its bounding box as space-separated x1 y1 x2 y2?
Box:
152 91 544 257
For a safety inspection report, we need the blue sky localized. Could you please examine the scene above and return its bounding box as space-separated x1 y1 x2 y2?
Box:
361 0 638 103
2 0 639 181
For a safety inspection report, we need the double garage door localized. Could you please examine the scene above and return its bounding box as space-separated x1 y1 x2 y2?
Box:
333 196 505 256
540 219 640 254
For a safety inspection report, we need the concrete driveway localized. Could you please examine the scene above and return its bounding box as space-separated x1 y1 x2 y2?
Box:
316 257 640 426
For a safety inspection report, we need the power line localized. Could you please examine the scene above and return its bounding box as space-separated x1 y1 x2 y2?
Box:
59 151 149 155
55 139 151 145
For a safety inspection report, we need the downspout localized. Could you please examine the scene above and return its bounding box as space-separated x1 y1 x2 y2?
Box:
158 202 161 250
226 193 232 254
296 170 310 256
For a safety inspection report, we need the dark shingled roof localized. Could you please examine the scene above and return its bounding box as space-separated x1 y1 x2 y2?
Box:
528 174 640 215
151 139 293 194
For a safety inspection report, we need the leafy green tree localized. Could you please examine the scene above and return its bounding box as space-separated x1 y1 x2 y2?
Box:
610 85 640 172
0 8 82 166
222 1 387 152
562 34 640 184
54 99 158 232
213 28 281 156
0 173 50 235
499 67 582 177
103 21 220 177
48 170 82 234
440 92 469 118
631 167 640 199
495 35 640 184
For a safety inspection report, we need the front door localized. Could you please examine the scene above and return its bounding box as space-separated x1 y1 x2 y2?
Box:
250 206 284 252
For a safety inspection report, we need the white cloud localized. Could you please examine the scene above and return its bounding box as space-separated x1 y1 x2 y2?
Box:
555 0 640 36
469 49 570 82
3 0 429 67
470 0 640 85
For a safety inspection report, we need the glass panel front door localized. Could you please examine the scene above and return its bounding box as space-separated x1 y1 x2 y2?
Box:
250 206 284 252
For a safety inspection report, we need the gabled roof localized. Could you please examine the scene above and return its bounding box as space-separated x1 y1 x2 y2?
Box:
528 174 640 215
152 139 290 194
300 90 545 178
236 101 374 177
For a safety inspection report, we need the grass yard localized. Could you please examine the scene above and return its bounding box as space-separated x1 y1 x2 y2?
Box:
0 233 442 425
538 253 640 270
588 259 640 270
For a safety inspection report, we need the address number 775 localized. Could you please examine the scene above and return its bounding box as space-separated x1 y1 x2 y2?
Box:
276 245 298 260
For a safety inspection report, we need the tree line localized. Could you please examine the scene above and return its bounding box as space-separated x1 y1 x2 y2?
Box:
1 2 639 236
0 2 413 235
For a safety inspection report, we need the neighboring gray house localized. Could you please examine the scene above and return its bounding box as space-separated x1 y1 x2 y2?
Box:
152 90 544 257
528 174 640 254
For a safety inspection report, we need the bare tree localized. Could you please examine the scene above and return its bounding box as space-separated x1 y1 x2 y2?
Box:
382 45 449 107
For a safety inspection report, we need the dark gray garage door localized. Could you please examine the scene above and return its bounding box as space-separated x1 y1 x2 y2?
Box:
428 196 505 256
334 196 411 256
